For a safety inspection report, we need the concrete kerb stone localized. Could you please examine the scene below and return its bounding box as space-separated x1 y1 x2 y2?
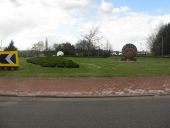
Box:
1 92 170 98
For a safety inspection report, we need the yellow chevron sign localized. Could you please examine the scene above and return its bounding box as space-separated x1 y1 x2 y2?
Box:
0 51 19 67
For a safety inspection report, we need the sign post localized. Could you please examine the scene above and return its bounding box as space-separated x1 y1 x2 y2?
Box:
0 51 19 70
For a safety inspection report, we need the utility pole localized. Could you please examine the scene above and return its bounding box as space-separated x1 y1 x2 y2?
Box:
45 38 48 51
0 40 2 51
162 36 164 56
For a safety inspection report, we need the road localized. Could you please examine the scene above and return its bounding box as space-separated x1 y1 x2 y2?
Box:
0 96 170 128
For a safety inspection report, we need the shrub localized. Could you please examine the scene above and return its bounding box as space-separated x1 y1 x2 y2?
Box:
56 62 65 68
40 61 56 67
26 56 79 68
64 60 80 68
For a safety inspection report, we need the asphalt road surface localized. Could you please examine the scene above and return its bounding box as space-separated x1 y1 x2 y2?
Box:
0 96 170 128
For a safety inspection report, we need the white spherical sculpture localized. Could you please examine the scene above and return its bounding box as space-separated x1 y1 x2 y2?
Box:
57 51 64 56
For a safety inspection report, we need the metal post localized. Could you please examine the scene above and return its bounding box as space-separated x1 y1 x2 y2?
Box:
97 46 99 56
162 36 163 56
0 40 2 51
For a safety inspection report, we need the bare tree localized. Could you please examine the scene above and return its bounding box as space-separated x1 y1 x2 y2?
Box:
81 27 103 56
32 41 44 56
84 27 103 44
32 41 44 51
104 40 112 51
147 33 156 52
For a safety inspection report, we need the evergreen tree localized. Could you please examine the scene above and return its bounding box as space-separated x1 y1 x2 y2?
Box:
148 23 170 55
54 42 75 56
4 40 18 51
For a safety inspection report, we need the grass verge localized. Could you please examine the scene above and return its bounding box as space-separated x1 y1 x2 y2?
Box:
0 56 170 77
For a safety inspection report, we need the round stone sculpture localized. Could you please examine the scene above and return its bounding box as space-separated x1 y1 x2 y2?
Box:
122 43 137 61
57 51 64 56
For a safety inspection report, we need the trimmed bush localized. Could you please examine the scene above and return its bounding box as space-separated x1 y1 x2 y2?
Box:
63 60 79 68
26 56 79 68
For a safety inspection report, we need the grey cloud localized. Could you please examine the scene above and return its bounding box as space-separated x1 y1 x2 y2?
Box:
0 18 37 38
8 0 21 6
40 0 90 10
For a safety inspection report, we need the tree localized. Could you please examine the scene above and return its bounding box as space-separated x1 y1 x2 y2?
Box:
148 23 170 55
84 27 102 44
104 40 112 51
4 40 18 51
75 39 93 56
62 42 75 55
32 41 44 52
54 42 75 56
31 41 44 56
147 33 156 52
76 27 103 56
102 40 112 57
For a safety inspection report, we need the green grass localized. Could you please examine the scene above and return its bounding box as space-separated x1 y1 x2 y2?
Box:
0 57 170 77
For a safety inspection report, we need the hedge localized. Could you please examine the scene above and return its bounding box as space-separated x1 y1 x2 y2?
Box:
26 56 79 68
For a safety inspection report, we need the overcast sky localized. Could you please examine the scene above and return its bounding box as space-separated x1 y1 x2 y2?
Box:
0 0 170 51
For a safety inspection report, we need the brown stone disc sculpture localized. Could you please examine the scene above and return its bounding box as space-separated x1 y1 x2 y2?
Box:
122 43 137 61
